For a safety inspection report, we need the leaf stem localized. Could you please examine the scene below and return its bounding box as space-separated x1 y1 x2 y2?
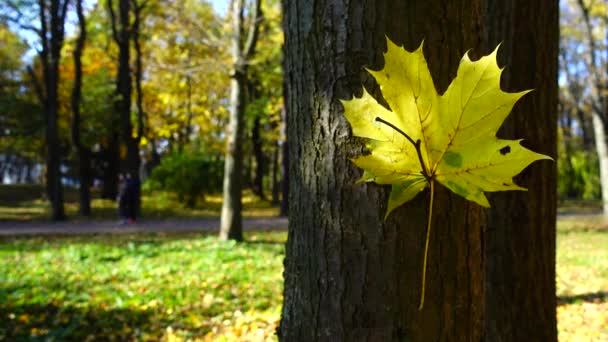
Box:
374 117 430 180
374 116 434 310
419 178 434 310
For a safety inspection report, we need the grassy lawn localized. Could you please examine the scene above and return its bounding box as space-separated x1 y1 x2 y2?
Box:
0 184 278 221
557 218 608 341
0 231 286 341
0 218 606 340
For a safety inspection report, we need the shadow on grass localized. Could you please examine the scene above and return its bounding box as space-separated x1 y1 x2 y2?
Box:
558 291 608 305
0 302 165 341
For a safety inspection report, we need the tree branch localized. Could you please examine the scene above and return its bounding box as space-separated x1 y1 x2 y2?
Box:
107 0 120 43
71 0 86 149
243 0 262 61
132 0 145 142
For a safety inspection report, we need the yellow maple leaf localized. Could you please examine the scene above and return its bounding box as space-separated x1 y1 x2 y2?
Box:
343 37 551 218
342 37 552 309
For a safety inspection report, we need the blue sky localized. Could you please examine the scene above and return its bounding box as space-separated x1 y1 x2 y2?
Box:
210 0 228 15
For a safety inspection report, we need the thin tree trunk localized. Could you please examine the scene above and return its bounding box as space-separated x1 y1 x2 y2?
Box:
483 1 558 340
220 75 245 240
577 0 608 217
101 133 120 199
71 0 92 216
132 0 146 216
271 141 279 204
220 0 262 241
592 114 608 214
280 1 485 340
77 149 92 215
109 0 141 213
252 115 266 199
25 160 33 183
40 0 68 221
280 105 288 216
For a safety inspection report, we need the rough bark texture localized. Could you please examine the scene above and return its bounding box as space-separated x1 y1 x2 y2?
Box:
280 1 486 340
483 1 558 341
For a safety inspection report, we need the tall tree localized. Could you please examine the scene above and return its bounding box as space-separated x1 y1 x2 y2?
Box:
575 0 608 216
71 0 93 216
280 1 486 339
4 0 71 220
41 0 69 221
219 0 263 241
108 0 142 210
483 0 558 340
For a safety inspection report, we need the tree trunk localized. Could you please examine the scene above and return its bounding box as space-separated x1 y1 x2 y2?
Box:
252 115 266 200
592 114 608 215
110 0 141 214
25 160 34 183
219 0 262 241
280 1 486 340
576 0 608 217
101 133 120 199
71 0 91 216
280 106 288 216
45 68 65 221
483 1 558 340
39 0 68 221
220 75 245 240
77 149 92 215
271 141 279 204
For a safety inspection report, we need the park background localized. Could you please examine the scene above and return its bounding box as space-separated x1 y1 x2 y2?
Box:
0 0 607 340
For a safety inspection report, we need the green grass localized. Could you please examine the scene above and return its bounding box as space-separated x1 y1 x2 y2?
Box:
556 219 608 341
0 211 606 340
0 231 286 341
0 184 278 221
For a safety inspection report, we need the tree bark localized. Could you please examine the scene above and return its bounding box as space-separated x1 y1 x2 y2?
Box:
483 1 558 340
71 0 92 216
592 114 608 214
109 0 141 213
38 0 68 221
271 140 279 204
252 114 266 200
280 105 288 216
77 149 92 215
280 1 486 340
220 0 262 241
101 133 120 199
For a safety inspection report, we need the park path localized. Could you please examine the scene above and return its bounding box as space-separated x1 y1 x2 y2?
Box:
0 217 288 236
0 211 602 236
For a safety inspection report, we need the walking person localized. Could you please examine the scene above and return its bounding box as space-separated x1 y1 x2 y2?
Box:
117 174 128 224
124 173 139 224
